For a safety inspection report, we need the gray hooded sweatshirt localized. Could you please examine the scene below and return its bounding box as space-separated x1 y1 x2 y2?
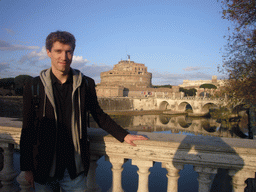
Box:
40 68 84 176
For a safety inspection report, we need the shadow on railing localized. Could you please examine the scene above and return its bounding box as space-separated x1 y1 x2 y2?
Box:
0 118 256 192
173 135 244 192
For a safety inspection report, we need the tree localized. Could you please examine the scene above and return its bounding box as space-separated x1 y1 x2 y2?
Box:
199 84 217 89
220 0 256 131
186 88 197 96
220 0 256 106
14 75 33 95
179 87 197 96
0 78 15 90
153 85 172 89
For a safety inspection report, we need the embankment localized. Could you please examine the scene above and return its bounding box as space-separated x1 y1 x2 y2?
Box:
0 96 146 117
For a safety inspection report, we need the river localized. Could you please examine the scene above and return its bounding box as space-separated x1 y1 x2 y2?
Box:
90 114 249 139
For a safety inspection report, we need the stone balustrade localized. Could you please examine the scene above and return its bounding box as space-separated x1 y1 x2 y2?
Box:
0 120 256 192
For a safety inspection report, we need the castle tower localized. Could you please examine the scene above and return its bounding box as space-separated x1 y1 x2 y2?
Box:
99 60 152 88
212 75 217 84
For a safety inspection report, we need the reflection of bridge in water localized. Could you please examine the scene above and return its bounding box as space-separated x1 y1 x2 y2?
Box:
118 115 248 139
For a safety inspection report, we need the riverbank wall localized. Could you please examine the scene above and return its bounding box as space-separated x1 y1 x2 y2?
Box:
97 97 133 111
0 96 136 117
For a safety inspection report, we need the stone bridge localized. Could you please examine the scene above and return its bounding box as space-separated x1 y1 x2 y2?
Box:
133 97 227 116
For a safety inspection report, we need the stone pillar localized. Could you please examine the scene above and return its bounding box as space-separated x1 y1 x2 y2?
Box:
16 171 31 192
172 92 176 99
194 166 217 192
108 156 125 192
132 160 153 192
0 144 18 192
162 162 183 192
180 92 184 99
229 169 255 192
85 155 101 192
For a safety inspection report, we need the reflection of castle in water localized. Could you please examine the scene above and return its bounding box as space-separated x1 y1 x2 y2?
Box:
101 115 247 139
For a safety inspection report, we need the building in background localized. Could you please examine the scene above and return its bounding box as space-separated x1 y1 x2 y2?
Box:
179 75 225 89
96 59 179 97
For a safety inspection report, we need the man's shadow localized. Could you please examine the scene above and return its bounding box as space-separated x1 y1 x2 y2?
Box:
172 135 245 192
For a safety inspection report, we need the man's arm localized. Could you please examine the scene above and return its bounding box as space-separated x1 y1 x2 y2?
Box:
124 134 148 146
24 171 34 189
85 77 149 145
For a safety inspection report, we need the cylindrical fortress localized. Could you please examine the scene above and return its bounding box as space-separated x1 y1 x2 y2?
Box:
99 60 152 88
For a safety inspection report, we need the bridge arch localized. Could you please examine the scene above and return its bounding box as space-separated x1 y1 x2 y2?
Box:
178 102 193 112
202 103 218 113
159 101 170 110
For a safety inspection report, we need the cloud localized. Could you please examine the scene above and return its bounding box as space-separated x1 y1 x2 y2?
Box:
183 66 202 71
72 56 89 64
27 47 48 60
79 64 112 83
71 55 89 69
0 62 10 71
151 70 215 85
4 28 15 35
19 46 48 64
0 40 39 51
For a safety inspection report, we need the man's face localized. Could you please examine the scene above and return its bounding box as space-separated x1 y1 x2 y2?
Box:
47 41 74 75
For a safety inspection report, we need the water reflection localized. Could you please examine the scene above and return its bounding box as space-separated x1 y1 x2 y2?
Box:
91 114 249 139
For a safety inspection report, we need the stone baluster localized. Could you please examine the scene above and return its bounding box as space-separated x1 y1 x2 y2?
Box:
229 169 255 192
0 143 18 192
162 162 183 192
16 171 31 192
194 166 217 192
85 155 101 192
107 156 125 192
132 160 153 192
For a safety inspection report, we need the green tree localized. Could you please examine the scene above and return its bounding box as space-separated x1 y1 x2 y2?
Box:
0 78 15 90
179 87 197 96
187 88 197 96
153 85 172 89
199 84 217 89
14 75 33 95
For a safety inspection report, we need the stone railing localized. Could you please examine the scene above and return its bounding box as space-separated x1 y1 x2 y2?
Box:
0 119 256 192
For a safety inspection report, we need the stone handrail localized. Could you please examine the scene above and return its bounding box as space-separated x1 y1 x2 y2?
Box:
0 119 256 191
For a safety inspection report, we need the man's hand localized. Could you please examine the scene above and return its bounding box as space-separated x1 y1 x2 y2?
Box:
24 171 34 189
124 134 148 146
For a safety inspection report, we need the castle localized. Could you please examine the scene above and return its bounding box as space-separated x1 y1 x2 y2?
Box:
96 59 178 97
99 59 152 88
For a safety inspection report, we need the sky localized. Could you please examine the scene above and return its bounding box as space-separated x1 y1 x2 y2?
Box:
0 0 231 85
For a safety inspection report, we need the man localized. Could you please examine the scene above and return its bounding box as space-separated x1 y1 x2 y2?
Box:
20 31 148 191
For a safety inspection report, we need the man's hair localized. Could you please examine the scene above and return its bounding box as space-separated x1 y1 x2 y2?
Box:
46 31 76 51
